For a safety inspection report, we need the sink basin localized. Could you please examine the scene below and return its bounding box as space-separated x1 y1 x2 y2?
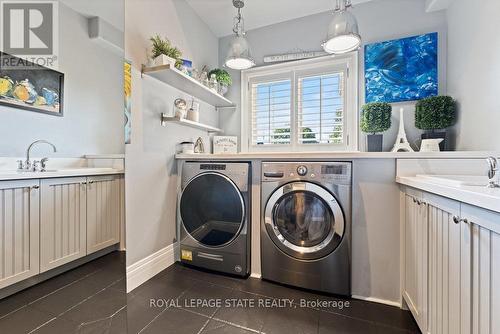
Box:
416 174 489 187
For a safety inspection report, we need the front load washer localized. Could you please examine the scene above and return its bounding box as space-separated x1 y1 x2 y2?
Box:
178 162 250 277
261 162 352 295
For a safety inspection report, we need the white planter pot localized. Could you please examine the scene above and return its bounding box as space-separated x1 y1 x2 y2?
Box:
153 55 177 67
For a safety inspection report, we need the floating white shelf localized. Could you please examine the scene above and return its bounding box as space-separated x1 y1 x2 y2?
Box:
142 64 234 108
160 114 222 133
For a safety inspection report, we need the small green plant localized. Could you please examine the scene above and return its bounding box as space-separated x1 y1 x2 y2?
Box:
415 96 456 131
360 102 392 134
208 69 232 86
150 34 182 61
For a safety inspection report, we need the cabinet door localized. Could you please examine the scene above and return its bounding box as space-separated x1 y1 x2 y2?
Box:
0 180 40 289
403 190 428 332
40 177 87 273
462 204 500 334
86 175 121 253
425 193 471 334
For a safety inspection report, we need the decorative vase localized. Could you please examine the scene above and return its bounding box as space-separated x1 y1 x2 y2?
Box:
367 134 383 152
218 84 229 96
421 131 446 151
153 54 177 67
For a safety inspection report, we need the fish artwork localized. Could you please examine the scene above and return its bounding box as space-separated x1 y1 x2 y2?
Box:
12 79 38 104
42 88 59 106
0 76 14 96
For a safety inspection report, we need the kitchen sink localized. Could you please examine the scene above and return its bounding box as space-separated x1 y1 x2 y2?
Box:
416 174 489 187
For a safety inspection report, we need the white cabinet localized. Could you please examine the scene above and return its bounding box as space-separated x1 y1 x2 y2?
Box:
402 187 500 334
0 180 40 289
40 177 87 272
86 175 121 253
424 192 471 334
402 188 428 331
461 204 500 334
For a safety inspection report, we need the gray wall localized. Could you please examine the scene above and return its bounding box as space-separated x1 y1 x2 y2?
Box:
125 0 219 266
219 0 447 152
447 0 500 151
0 2 124 157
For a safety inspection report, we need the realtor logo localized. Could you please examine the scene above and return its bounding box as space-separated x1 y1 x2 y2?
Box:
0 1 58 67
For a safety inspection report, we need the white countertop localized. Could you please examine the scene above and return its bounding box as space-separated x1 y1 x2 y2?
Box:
176 151 499 160
397 176 500 213
0 168 124 181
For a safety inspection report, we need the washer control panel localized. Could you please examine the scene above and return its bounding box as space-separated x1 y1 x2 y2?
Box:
262 162 352 184
296 165 308 176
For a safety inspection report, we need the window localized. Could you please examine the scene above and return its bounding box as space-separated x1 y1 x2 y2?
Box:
242 55 358 152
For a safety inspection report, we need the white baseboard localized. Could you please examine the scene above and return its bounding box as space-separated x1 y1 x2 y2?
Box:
250 272 261 279
351 294 402 308
126 244 177 293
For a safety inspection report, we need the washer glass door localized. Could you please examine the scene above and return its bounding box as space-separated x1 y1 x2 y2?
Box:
265 182 344 260
180 172 245 247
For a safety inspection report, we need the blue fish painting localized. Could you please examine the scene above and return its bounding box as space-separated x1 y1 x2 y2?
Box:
365 32 438 103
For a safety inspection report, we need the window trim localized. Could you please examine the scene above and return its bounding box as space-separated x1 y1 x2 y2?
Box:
241 54 359 152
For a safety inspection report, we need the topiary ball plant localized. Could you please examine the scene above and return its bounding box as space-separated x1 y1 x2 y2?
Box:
360 102 392 134
415 96 456 131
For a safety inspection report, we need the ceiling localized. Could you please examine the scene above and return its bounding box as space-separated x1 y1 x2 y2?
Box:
186 0 373 37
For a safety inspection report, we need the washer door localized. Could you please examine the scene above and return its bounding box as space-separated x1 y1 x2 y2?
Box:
180 172 245 248
264 182 345 260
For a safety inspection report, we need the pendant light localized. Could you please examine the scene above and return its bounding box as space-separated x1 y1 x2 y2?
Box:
322 0 361 54
225 0 255 70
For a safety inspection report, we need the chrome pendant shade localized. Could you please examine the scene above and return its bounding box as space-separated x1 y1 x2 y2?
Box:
322 0 361 54
225 0 255 70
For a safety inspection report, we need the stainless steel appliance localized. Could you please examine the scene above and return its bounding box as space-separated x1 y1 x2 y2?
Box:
261 162 352 295
178 162 250 276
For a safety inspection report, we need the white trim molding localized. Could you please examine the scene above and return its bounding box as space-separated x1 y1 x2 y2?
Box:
352 295 402 308
126 243 178 293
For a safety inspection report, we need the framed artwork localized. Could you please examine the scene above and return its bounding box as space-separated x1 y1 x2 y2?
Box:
0 52 64 116
124 60 132 144
365 32 438 103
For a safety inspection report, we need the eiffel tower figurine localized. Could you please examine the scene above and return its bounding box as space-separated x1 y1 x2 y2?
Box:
392 107 414 152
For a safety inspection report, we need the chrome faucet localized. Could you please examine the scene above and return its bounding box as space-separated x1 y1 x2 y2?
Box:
486 156 499 188
18 140 57 172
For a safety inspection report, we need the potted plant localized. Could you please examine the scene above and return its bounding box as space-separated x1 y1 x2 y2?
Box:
360 102 392 152
149 34 182 67
415 96 456 151
208 69 232 96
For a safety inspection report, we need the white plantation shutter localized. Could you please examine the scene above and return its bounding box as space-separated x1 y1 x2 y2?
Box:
243 55 357 152
298 72 345 145
251 80 292 145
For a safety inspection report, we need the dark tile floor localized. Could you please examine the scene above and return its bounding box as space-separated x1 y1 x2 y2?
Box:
0 251 126 334
130 264 421 334
0 252 420 334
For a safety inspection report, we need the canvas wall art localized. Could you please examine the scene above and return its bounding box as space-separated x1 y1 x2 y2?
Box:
124 60 132 144
0 52 64 116
365 32 438 103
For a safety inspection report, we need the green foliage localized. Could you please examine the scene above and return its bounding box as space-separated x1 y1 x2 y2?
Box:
360 102 392 134
415 96 456 130
150 35 182 61
208 69 232 86
272 128 317 144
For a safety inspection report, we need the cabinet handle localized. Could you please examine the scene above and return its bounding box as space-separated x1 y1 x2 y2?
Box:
30 185 40 190
88 181 94 184
453 216 460 224
461 218 469 224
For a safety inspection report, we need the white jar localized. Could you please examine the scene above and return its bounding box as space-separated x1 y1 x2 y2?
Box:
180 142 195 154
187 108 199 123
